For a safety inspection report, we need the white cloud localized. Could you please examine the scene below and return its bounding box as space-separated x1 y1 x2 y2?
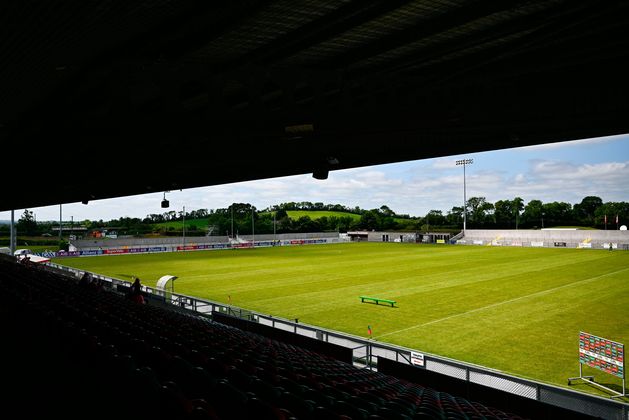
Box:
476 159 629 205
2 138 628 222
518 134 628 151
530 159 572 175
574 162 628 180
531 160 629 182
189 158 627 217
432 158 457 169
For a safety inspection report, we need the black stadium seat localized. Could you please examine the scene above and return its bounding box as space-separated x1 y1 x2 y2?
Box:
0 258 531 419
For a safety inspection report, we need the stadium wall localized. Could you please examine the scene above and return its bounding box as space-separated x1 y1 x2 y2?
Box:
235 232 340 241
72 232 340 251
457 229 629 250
44 232 345 258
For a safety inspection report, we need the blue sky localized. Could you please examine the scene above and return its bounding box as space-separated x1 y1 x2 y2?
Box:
2 134 628 222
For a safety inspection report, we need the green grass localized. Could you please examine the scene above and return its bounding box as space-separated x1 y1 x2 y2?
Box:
154 219 209 230
52 243 629 400
7 244 60 252
285 210 361 220
285 210 415 225
26 245 60 252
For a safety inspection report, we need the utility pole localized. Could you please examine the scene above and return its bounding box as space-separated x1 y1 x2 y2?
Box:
10 210 15 254
182 206 186 250
251 208 255 247
59 203 62 242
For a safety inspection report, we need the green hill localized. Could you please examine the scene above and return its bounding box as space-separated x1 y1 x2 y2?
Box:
154 219 209 230
285 210 415 224
286 210 361 220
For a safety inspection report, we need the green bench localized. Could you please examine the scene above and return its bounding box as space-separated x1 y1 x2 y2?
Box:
360 296 396 307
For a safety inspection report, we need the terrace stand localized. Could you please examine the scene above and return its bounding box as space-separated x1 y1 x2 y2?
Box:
568 332 627 399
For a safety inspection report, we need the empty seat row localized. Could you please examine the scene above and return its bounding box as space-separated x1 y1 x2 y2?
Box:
0 258 528 419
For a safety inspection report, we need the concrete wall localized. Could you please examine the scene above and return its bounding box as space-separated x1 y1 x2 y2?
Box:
73 232 339 250
237 232 339 241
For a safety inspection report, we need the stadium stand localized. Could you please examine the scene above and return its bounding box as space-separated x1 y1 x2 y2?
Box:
3 2 629 214
457 230 628 250
0 255 561 420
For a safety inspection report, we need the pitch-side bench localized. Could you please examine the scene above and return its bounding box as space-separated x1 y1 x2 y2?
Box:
360 296 396 307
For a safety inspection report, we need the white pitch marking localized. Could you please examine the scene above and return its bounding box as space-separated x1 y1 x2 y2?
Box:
375 267 629 339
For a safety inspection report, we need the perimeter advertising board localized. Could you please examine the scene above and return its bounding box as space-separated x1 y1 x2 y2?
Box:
569 331 626 398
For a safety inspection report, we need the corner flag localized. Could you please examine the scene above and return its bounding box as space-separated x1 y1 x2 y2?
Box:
368 325 372 337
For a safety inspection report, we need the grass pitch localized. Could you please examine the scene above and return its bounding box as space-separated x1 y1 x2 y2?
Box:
53 242 629 399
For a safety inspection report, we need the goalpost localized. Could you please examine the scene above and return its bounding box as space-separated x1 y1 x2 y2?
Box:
568 331 626 399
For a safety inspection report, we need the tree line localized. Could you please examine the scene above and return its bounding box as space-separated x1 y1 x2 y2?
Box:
2 196 627 238
425 196 628 230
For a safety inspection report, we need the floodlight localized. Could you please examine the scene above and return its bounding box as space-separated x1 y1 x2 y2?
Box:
455 158 474 233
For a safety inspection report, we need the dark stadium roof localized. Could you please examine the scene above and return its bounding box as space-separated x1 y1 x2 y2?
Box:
1 1 628 211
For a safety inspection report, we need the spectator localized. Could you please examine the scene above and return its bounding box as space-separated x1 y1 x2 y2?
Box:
129 277 145 304
130 277 141 294
79 272 91 287
90 277 104 291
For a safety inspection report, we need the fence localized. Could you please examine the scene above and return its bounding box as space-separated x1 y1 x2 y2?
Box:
48 262 629 419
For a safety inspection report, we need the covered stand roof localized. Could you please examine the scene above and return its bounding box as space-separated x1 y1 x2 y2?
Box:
1 1 628 211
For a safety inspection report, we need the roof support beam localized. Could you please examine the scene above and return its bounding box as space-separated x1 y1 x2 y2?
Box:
324 0 529 68
226 0 414 68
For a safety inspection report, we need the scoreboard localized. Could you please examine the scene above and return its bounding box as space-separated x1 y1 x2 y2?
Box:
569 332 626 398
578 332 624 379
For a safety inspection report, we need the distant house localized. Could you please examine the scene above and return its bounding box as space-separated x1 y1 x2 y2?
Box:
89 229 118 239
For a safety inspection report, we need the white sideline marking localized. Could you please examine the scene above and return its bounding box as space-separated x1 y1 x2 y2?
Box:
375 267 629 339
